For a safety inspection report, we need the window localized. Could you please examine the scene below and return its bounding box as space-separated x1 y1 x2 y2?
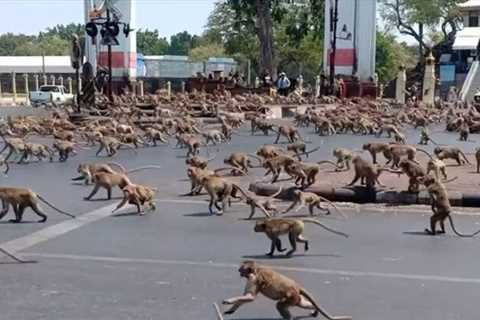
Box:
470 14 479 27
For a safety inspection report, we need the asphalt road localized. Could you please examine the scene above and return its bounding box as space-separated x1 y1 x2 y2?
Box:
0 112 480 320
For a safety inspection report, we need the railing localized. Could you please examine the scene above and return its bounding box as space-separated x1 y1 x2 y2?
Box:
460 60 479 102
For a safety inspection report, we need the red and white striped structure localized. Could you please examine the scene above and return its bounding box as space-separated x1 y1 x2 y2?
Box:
323 0 376 81
84 0 137 80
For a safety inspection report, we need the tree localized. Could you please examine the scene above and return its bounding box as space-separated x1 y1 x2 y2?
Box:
168 31 200 55
189 43 226 61
380 0 466 58
39 23 84 41
137 29 169 55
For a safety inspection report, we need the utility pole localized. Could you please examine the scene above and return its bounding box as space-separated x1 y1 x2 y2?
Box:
329 0 338 94
107 8 113 101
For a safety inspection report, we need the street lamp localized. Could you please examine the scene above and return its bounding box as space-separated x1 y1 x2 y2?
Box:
85 5 132 101
329 0 352 95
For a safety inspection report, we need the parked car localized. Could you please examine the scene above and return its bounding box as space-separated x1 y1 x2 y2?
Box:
29 85 74 107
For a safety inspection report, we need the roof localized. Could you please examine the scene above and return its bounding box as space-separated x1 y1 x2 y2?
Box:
453 27 480 50
0 56 74 73
459 0 480 10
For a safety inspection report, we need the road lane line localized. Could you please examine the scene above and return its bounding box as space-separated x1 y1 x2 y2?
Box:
0 203 118 253
23 252 480 285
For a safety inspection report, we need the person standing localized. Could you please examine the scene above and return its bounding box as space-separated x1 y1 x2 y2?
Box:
277 72 290 96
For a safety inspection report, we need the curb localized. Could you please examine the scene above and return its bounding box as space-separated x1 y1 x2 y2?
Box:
249 183 480 208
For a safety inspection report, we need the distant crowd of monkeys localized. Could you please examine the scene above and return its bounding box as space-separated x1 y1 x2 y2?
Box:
3 93 480 319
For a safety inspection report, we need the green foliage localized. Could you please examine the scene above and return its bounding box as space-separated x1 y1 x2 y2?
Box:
189 43 226 61
137 29 169 55
376 31 416 83
168 31 201 55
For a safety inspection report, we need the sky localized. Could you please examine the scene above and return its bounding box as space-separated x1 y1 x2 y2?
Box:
0 0 217 38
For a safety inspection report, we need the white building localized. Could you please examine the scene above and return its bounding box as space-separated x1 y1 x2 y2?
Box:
0 56 74 74
323 0 377 81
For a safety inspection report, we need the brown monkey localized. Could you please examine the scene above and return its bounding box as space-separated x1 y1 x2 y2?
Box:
286 142 306 160
274 125 302 144
376 124 400 138
348 155 399 189
143 127 168 146
0 187 76 223
418 175 480 237
262 154 296 183
254 218 348 256
0 134 26 162
234 185 283 219
426 158 448 181
223 152 261 174
52 140 77 162
434 146 470 166
199 175 242 215
112 183 157 215
186 166 244 196
18 142 54 163
186 155 216 169
397 159 426 193
256 145 284 159
72 162 126 184
386 144 429 169
333 148 355 171
96 136 136 157
458 123 469 141
202 129 226 145
52 128 74 141
362 142 390 164
84 172 133 201
282 190 346 218
222 261 352 320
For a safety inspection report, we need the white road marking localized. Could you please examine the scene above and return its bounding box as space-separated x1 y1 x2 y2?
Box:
23 252 480 285
0 203 119 253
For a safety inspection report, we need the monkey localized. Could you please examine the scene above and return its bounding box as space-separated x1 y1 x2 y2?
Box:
82 130 103 146
426 158 448 181
52 128 74 141
84 171 133 201
262 154 296 183
386 144 430 169
458 122 470 141
397 159 426 193
0 134 26 162
282 190 346 218
362 142 391 164
222 260 352 320
198 175 242 215
0 157 9 174
418 175 480 237
286 142 306 160
376 124 400 138
234 185 283 219
418 126 437 145
284 161 337 188
143 127 168 146
185 166 244 196
332 148 355 171
186 155 216 170
73 162 125 185
256 145 284 159
202 129 226 145
393 131 407 144
52 140 77 162
254 218 349 257
96 136 136 157
434 146 470 166
274 125 303 144
251 117 275 135
223 152 261 175
18 142 54 163
348 155 400 189
119 132 146 149
0 187 76 223
184 136 203 157
112 183 157 215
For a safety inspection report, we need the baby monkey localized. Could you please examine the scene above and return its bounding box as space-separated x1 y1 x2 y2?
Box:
112 184 157 215
254 218 349 257
222 261 352 320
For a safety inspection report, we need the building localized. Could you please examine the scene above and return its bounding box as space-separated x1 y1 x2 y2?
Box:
323 0 376 81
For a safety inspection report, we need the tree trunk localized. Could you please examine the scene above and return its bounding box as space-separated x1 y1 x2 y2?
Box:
418 23 424 59
255 0 276 80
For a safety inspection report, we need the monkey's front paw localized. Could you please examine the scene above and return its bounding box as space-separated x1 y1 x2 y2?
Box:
222 299 233 305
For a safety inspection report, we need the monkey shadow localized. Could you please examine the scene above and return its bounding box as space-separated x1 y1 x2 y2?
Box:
175 155 188 159
0 260 37 265
0 220 40 224
468 171 480 174
402 231 433 236
70 182 88 186
230 318 280 320
183 212 214 217
111 211 141 217
242 253 341 260
84 197 123 202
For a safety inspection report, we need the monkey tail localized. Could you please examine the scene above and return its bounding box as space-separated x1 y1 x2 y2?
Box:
213 167 247 176
231 183 250 199
107 161 127 173
268 186 283 199
416 148 433 160
127 166 162 174
316 160 340 168
302 218 349 238
447 215 480 238
300 288 352 320
298 146 320 157
36 195 76 218
315 195 349 220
